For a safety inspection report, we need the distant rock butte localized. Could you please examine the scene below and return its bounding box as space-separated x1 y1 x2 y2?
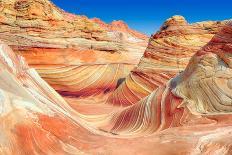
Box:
92 18 148 40
0 0 148 98
108 15 228 106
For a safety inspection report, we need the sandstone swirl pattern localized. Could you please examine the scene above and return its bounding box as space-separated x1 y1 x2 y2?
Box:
1 22 232 155
0 0 148 98
95 21 232 141
108 16 227 106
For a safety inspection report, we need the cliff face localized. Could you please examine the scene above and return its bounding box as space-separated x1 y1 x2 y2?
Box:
108 15 228 106
0 0 148 98
1 21 232 155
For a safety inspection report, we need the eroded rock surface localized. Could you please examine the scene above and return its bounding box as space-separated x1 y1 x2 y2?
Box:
108 15 228 106
1 21 232 155
0 0 148 98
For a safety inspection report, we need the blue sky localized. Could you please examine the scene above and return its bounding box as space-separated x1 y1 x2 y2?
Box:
51 0 232 35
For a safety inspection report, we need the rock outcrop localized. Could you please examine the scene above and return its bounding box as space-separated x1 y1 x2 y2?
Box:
108 15 228 106
0 0 148 98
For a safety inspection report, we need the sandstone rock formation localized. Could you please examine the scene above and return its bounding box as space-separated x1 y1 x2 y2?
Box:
90 21 232 154
1 21 232 155
0 0 148 98
108 15 228 106
92 18 148 40
98 22 232 135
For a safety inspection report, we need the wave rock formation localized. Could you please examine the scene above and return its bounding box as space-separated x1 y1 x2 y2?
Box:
108 15 228 106
0 0 148 99
0 0 232 154
97 21 232 137
1 21 232 155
